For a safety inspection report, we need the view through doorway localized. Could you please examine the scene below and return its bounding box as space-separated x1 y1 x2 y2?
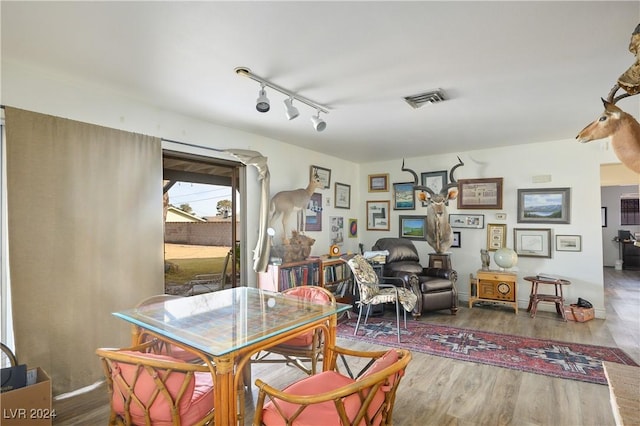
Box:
162 151 242 295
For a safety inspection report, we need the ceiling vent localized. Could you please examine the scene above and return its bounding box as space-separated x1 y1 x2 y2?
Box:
404 89 446 109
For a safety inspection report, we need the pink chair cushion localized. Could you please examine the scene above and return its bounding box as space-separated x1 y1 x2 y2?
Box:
284 286 332 304
111 351 214 426
276 287 332 348
262 371 360 425
358 349 398 383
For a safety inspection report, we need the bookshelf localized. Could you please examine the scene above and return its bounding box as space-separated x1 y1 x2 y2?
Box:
257 258 321 292
320 257 353 304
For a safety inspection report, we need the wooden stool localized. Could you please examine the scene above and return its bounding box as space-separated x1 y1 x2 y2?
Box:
524 275 571 321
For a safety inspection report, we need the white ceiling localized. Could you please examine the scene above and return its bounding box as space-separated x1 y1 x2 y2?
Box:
2 1 639 163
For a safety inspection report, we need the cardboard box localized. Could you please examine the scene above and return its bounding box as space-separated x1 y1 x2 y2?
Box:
1 367 52 426
564 304 595 322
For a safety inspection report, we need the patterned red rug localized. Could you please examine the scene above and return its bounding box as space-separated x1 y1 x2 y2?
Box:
336 317 638 385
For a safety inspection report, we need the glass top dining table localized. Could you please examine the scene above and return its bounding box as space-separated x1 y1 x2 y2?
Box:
113 286 351 425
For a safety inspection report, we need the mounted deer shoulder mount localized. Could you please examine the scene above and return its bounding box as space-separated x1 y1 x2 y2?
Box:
576 23 640 174
402 157 464 254
269 173 323 244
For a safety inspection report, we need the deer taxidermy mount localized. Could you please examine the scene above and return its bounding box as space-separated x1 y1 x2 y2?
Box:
576 23 640 173
402 157 464 254
269 172 323 244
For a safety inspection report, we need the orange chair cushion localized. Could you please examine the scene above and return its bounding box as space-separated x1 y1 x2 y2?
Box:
111 351 214 426
284 286 332 304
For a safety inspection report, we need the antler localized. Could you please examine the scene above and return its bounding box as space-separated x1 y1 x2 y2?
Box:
445 156 464 190
401 159 434 196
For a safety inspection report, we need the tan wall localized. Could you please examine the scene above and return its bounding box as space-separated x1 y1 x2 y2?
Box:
165 221 239 246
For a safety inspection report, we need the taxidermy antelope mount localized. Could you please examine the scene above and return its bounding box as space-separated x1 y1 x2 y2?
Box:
269 173 323 243
402 157 464 254
576 23 640 173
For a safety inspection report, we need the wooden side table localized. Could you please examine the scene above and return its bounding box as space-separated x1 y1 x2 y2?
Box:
469 270 518 314
523 275 571 321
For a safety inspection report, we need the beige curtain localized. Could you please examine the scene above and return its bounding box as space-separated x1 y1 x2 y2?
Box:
5 107 163 394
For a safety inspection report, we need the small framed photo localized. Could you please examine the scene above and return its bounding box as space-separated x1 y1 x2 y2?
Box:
348 218 358 238
366 200 390 230
451 231 461 248
420 171 448 205
399 215 427 240
514 228 552 258
458 177 503 209
517 187 571 224
449 214 485 229
368 174 389 192
601 207 607 227
311 165 331 189
556 234 582 252
334 182 351 209
330 216 344 245
487 223 507 251
305 193 322 231
393 182 415 210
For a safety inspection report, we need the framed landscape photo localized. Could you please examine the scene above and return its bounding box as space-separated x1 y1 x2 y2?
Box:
366 200 390 231
517 187 571 224
368 173 389 192
399 215 427 240
393 182 415 210
487 223 506 251
513 228 551 258
311 165 331 189
458 177 503 209
334 182 351 209
556 234 582 252
451 231 461 248
449 213 485 229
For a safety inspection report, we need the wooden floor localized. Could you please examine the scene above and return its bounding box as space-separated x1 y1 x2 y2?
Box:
53 268 639 425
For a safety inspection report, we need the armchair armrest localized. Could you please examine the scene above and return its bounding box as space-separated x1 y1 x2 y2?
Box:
422 267 458 282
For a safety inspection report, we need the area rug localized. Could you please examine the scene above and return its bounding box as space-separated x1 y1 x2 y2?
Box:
336 318 638 385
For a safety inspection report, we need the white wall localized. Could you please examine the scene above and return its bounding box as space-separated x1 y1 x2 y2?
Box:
3 60 631 317
601 185 640 267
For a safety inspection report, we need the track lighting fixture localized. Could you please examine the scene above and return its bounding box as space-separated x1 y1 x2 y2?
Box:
235 66 329 131
256 84 270 113
310 111 326 132
284 97 299 120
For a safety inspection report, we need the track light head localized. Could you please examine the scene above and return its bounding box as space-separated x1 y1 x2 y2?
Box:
284 97 300 120
256 85 270 113
310 111 326 132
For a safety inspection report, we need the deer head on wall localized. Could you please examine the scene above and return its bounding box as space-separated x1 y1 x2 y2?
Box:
576 23 640 174
402 157 464 254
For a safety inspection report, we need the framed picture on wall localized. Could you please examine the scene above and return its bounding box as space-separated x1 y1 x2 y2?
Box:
486 223 506 251
451 231 461 248
556 234 582 252
311 165 331 189
393 182 415 210
457 177 503 209
517 187 571 224
366 200 390 230
368 174 389 192
398 215 427 240
449 214 485 229
304 193 322 231
334 182 351 209
513 228 551 258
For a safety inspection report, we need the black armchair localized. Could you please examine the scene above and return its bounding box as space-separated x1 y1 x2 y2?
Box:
372 237 458 317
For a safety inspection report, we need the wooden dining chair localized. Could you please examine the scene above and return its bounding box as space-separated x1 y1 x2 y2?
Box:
253 345 412 425
95 341 215 426
252 285 336 376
